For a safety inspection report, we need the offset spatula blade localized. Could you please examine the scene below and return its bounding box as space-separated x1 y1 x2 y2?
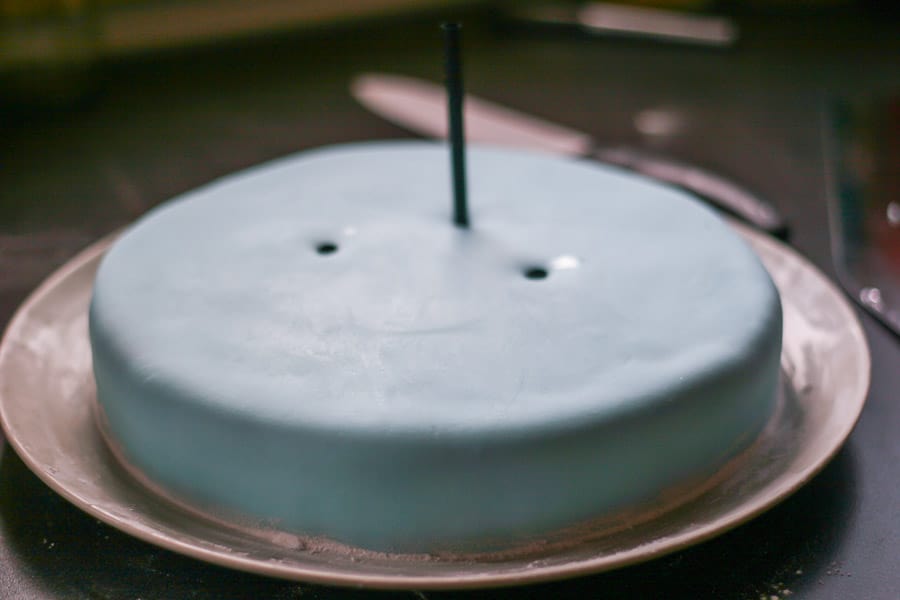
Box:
351 74 594 157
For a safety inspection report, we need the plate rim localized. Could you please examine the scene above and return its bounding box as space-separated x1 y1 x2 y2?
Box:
0 224 871 590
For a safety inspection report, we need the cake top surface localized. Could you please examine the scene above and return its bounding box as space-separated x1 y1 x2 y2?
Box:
90 141 780 437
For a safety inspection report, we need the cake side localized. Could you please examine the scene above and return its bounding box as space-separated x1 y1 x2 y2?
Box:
89 141 783 552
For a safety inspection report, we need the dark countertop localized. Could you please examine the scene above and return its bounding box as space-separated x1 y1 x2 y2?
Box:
1 8 898 599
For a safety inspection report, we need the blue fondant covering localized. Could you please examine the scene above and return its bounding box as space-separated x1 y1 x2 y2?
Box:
90 142 782 552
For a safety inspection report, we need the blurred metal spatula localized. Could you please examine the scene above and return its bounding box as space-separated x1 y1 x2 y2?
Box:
826 97 900 337
351 73 787 237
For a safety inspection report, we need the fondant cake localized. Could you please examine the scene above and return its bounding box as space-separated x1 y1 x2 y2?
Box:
89 141 782 553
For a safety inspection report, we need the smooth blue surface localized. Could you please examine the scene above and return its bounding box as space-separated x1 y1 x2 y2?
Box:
90 142 782 552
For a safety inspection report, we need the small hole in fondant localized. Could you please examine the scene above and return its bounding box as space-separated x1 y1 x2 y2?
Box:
523 266 548 280
316 242 338 255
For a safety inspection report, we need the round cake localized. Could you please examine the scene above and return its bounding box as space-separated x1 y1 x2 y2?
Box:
89 141 782 553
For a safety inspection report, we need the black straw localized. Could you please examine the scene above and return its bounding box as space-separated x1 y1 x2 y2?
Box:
442 22 469 228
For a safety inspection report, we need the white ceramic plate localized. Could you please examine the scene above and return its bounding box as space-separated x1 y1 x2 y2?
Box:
0 224 870 590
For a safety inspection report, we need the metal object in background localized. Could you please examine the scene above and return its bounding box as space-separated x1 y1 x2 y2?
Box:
352 73 787 236
578 2 737 46
826 97 900 337
500 2 738 48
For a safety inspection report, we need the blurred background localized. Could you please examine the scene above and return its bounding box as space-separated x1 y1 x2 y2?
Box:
0 0 896 106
